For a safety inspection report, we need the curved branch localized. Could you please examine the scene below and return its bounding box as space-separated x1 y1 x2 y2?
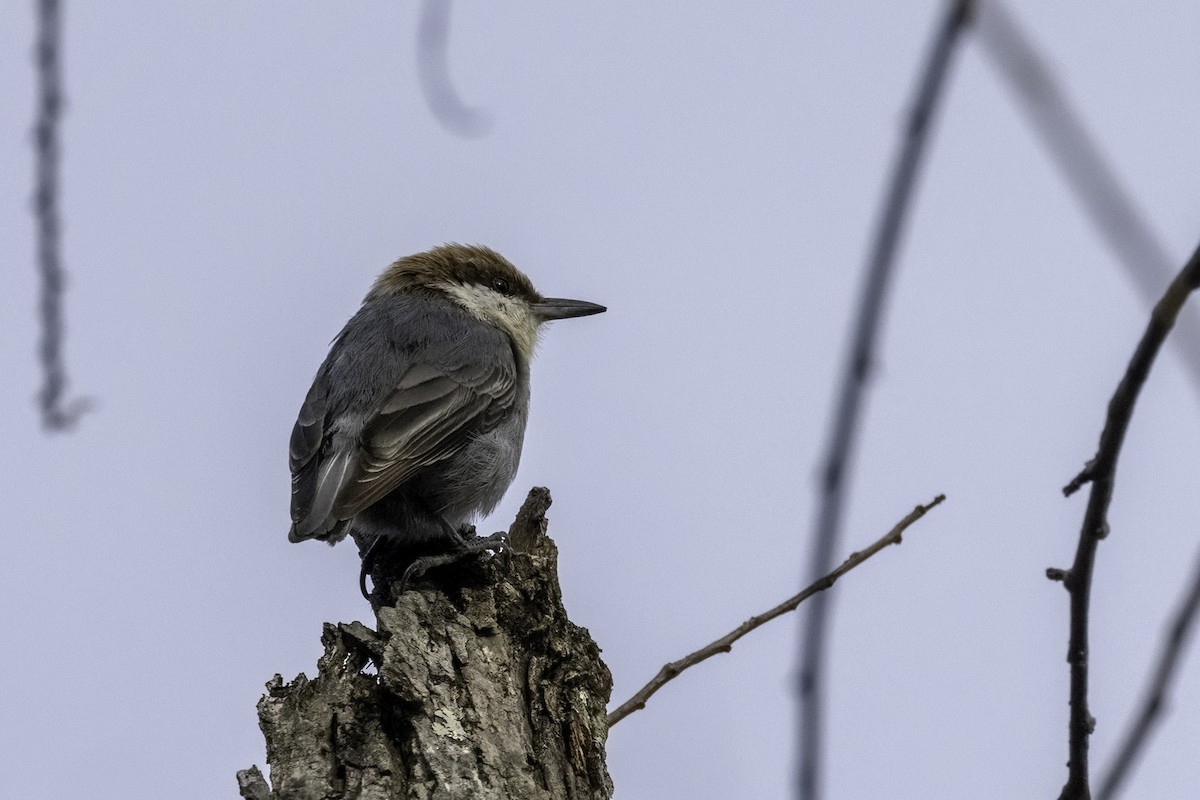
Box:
798 2 970 796
416 0 492 137
1053 240 1200 800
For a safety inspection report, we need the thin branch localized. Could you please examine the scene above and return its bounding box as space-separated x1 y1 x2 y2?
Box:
1052 240 1200 800
992 22 1200 781
34 0 90 431
974 1 1200 402
416 0 492 138
797 3 970 798
609 494 945 728
1096 544 1200 800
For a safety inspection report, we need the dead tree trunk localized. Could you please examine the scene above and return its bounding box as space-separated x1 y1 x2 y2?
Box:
238 487 613 800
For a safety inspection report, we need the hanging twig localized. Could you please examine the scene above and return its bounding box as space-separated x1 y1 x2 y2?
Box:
796 3 970 798
1095 545 1200 800
974 0 1200 402
33 0 89 431
608 495 944 727
416 0 492 137
1051 240 1200 800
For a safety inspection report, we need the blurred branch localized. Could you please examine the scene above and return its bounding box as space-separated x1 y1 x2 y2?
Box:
608 495 945 727
417 0 492 137
1052 240 1200 800
797 3 970 798
974 1 1200 401
34 0 90 431
1096 544 1200 800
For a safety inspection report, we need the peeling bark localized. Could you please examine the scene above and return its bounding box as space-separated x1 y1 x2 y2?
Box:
239 487 613 799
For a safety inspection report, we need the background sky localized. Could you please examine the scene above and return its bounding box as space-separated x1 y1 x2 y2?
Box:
3 3 1200 799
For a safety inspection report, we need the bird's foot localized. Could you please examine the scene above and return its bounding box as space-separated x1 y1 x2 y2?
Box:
360 525 510 604
455 524 505 549
395 532 507 593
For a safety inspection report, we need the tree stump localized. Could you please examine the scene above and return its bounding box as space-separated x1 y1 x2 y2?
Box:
238 487 613 799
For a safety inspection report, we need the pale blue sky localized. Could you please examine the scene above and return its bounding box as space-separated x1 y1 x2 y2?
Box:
3 3 1200 798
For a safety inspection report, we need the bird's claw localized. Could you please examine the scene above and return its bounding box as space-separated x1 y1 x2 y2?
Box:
395 551 463 595
362 528 511 603
391 530 509 595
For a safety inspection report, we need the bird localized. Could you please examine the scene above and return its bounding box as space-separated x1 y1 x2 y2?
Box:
288 243 605 599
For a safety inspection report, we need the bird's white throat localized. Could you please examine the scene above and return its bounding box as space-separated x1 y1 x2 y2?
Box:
440 281 541 362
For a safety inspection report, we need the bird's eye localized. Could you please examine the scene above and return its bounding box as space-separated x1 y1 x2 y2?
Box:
490 276 512 295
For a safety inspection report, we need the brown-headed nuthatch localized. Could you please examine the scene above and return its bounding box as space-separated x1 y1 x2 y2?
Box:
288 244 605 599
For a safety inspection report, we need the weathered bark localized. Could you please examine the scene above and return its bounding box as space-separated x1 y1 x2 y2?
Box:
238 487 613 800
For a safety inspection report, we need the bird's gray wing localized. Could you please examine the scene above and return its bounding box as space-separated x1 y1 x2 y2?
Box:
289 357 514 541
289 370 354 541
290 373 328 475
329 357 516 519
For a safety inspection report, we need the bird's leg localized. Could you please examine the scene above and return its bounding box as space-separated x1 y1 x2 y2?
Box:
359 535 383 601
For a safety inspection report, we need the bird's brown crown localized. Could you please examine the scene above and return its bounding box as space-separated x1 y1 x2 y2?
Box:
366 244 541 304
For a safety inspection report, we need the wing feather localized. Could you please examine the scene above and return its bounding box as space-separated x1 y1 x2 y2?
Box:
330 361 513 517
289 447 355 541
289 377 327 471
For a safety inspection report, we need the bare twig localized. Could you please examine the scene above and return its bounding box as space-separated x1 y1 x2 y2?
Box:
974 1 1200 402
797 3 970 798
416 0 492 137
976 34 1200 782
609 495 945 728
34 0 90 431
1096 545 1200 800
1052 241 1200 800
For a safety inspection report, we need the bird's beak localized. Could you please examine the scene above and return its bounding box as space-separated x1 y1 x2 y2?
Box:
535 298 607 321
